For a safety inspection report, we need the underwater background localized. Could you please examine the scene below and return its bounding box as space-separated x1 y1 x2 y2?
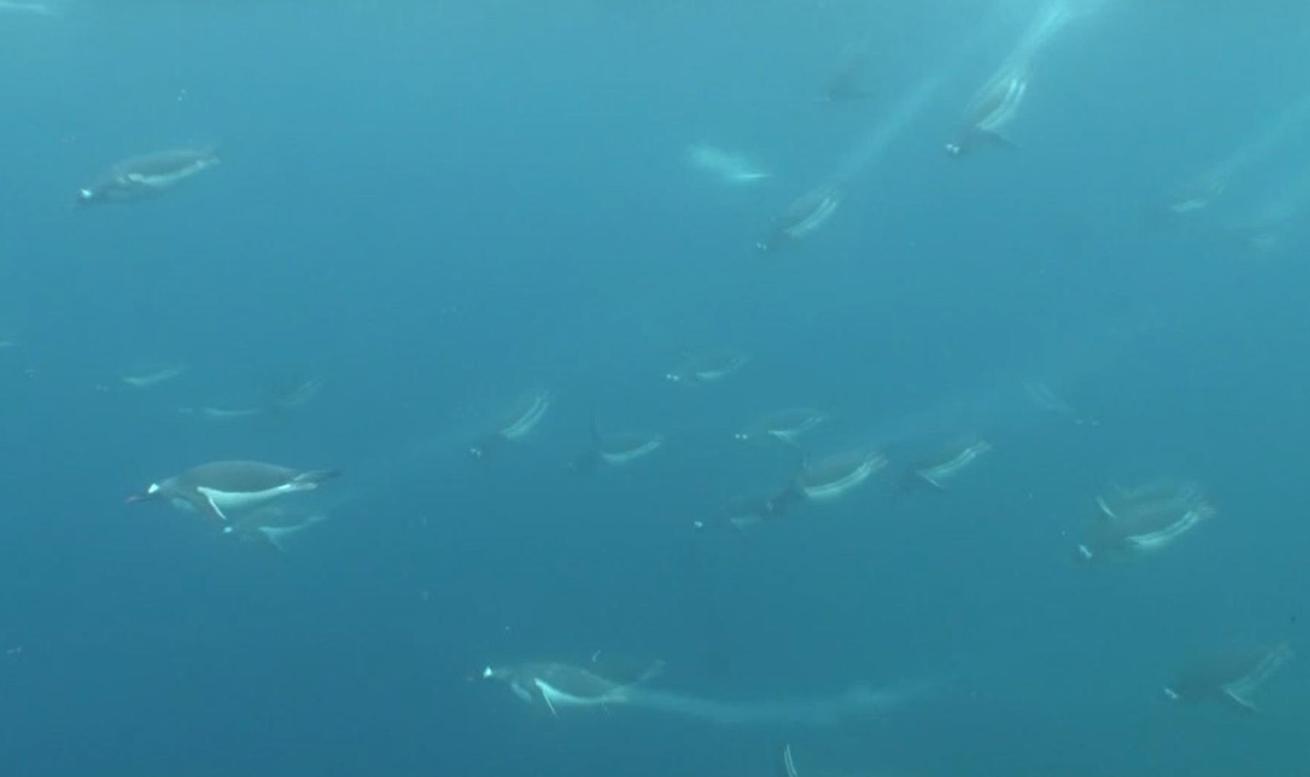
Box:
2 1 1309 774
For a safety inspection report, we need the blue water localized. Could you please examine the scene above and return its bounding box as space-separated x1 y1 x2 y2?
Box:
2 1 1309 775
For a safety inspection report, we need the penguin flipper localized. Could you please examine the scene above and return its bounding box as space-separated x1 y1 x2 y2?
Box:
541 691 559 718
189 489 229 523
1222 688 1260 715
978 129 1019 151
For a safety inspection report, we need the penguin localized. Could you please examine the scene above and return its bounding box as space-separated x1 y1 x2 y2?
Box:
903 438 993 492
468 390 553 460
76 147 219 206
483 659 664 717
1075 480 1214 562
119 363 187 390
126 460 339 523
735 408 828 446
1165 643 1293 714
756 185 843 252
665 351 750 385
224 505 330 553
945 65 1028 157
571 419 664 473
795 449 887 502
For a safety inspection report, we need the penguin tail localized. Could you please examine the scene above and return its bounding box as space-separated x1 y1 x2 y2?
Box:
977 128 1019 151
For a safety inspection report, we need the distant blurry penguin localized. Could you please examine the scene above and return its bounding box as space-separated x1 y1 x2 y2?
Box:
796 449 887 502
1165 643 1293 714
482 659 663 717
127 460 339 523
903 438 993 492
735 408 827 447
224 505 330 552
77 147 219 206
665 351 750 386
1075 480 1214 562
468 390 553 460
571 420 663 472
945 66 1027 157
756 185 842 252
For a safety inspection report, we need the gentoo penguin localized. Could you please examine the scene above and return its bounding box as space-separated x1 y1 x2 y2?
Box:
742 448 886 523
571 420 664 472
734 407 827 446
224 505 330 552
903 438 993 491
685 144 771 185
175 377 325 422
468 389 553 460
482 659 664 716
945 65 1028 157
127 460 339 523
119 363 187 390
756 185 842 252
665 351 750 385
1165 643 1293 714
1075 479 1215 562
76 147 219 206
795 449 887 502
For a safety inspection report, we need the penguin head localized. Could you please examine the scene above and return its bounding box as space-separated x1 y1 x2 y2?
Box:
124 482 162 504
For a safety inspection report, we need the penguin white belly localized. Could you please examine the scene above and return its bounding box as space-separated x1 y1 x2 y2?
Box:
534 680 607 715
600 439 662 465
197 483 300 514
124 162 207 190
804 461 876 501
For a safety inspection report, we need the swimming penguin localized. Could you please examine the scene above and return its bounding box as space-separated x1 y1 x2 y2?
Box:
176 376 324 422
719 490 796 530
686 144 772 185
905 438 993 491
76 147 220 206
1075 480 1215 562
945 65 1028 157
126 460 339 523
571 421 664 472
735 408 828 446
1165 643 1293 714
119 363 187 390
223 505 329 552
468 390 553 460
483 659 663 717
795 449 887 503
751 450 885 520
176 405 266 422
665 351 749 386
757 185 843 252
